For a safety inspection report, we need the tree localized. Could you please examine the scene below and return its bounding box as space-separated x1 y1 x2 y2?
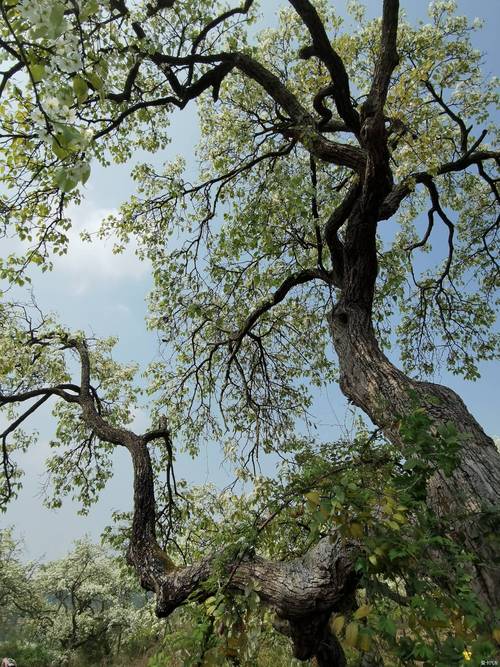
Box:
0 0 499 664
33 539 158 664
0 532 162 666
0 529 45 640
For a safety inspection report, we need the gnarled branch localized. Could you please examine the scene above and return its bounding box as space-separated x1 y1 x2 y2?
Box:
289 0 360 133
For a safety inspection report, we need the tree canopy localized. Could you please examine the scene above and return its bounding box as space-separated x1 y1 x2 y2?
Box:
0 0 499 665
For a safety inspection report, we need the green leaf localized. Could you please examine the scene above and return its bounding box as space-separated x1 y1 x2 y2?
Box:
86 72 104 92
379 616 397 638
73 76 89 104
30 63 46 83
51 125 86 159
47 3 66 39
80 0 100 21
79 162 91 185
51 139 70 160
54 169 78 193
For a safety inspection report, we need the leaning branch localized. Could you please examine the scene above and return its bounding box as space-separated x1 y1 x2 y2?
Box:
0 330 363 663
378 149 500 221
191 0 256 54
142 46 365 170
323 180 360 284
423 79 470 153
1 394 51 505
419 176 455 290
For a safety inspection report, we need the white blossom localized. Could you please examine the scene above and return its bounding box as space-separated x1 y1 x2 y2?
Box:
44 96 60 114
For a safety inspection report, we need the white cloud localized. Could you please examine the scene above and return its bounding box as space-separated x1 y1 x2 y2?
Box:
54 200 149 294
114 303 132 316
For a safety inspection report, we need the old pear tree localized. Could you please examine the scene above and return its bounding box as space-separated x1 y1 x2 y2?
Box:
0 0 499 664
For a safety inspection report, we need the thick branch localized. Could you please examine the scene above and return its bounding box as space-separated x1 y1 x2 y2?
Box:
22 337 358 643
107 61 142 103
154 534 359 620
366 0 399 114
313 83 335 126
97 61 236 139
438 149 499 175
112 48 364 169
231 52 363 169
378 149 500 221
0 384 80 405
288 0 360 133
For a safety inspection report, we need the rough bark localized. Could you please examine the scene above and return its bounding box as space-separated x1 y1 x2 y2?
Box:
147 516 359 663
329 303 500 611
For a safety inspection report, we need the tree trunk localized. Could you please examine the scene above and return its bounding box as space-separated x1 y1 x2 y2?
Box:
273 613 347 666
329 303 500 611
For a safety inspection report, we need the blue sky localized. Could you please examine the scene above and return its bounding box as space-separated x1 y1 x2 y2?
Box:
2 0 499 560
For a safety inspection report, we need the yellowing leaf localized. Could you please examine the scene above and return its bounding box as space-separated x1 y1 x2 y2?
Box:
368 554 378 567
204 596 218 615
423 619 447 629
227 635 243 651
345 622 359 647
493 628 500 643
359 632 372 652
354 604 372 620
330 614 345 635
305 491 320 506
349 522 363 538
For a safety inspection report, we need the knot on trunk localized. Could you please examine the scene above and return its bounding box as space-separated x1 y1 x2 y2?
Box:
335 310 349 325
328 305 349 328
